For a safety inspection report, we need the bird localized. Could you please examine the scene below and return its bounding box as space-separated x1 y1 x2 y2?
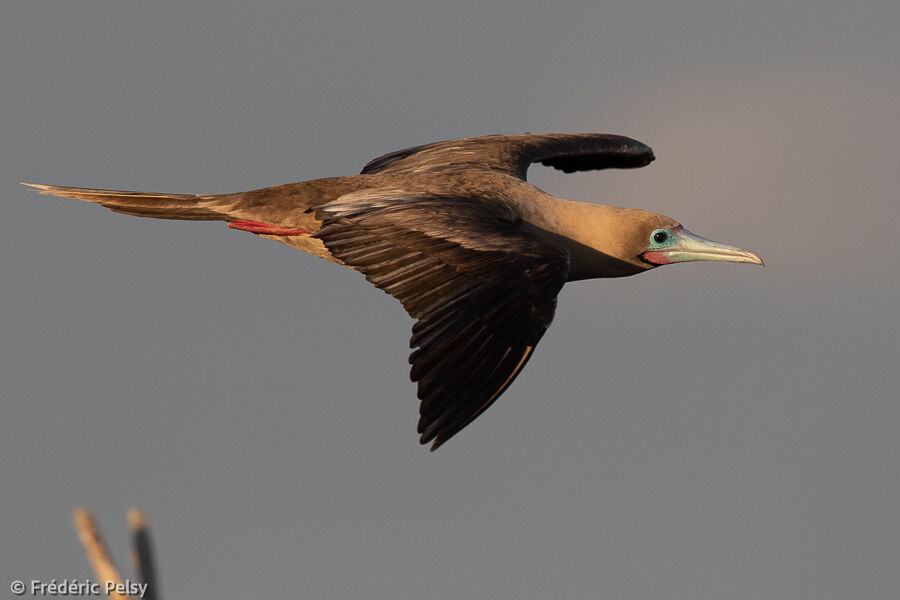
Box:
24 133 762 450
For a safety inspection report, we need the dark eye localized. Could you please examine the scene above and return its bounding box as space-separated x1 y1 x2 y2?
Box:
653 231 668 244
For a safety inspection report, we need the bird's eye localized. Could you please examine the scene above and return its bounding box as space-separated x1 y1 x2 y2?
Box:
653 231 668 244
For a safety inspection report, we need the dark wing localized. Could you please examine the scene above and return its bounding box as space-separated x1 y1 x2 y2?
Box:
361 133 654 180
314 189 570 449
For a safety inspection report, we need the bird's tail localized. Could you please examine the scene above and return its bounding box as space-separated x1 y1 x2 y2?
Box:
21 182 230 221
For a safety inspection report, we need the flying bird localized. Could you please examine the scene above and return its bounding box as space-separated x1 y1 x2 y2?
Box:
24 133 762 449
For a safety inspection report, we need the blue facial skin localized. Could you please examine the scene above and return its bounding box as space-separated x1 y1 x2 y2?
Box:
648 228 678 250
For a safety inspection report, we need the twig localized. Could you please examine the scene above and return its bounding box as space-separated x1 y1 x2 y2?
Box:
128 509 159 600
72 509 128 599
72 508 161 600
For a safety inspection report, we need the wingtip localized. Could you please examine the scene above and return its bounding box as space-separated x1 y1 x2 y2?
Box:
420 432 445 452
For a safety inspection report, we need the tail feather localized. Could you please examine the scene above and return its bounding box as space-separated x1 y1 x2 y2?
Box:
21 182 230 221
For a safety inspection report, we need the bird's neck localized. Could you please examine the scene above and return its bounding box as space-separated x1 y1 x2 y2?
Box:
516 189 651 281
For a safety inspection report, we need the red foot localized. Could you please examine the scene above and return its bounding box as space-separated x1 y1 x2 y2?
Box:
228 220 309 236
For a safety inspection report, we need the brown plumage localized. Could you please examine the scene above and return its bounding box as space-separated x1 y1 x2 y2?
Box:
24 133 762 449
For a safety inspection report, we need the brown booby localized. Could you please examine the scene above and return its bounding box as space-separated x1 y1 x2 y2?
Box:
24 133 762 449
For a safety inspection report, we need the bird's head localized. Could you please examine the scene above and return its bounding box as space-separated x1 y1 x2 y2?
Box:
555 207 763 280
636 219 763 268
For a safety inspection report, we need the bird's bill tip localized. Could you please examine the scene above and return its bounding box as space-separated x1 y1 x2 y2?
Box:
644 228 764 266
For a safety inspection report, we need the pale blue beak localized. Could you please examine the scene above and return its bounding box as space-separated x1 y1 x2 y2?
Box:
644 228 764 266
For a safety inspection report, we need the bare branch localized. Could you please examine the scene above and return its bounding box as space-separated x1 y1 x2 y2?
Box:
72 509 129 599
128 509 159 600
72 508 161 600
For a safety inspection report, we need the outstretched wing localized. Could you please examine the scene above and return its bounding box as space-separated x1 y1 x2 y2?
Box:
315 189 570 449
361 133 654 179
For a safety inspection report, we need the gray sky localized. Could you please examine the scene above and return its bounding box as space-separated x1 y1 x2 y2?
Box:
2 1 898 599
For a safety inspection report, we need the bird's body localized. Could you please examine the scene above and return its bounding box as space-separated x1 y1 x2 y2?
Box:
25 133 762 449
